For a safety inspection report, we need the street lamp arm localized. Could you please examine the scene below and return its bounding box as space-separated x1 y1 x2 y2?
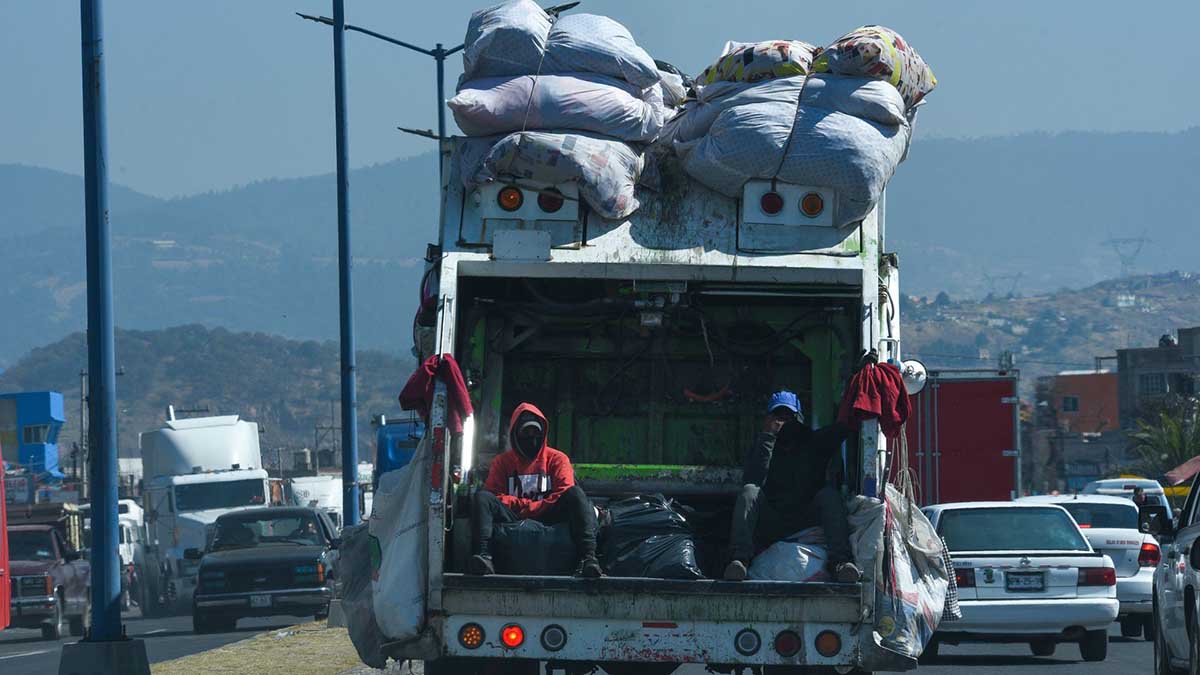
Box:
296 12 437 56
443 43 465 56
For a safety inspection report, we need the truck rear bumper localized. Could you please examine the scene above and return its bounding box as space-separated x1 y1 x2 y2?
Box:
10 595 58 626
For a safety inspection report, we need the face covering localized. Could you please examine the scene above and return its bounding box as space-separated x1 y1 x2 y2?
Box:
516 430 543 459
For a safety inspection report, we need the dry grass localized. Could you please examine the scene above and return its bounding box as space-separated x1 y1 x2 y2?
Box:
151 621 369 675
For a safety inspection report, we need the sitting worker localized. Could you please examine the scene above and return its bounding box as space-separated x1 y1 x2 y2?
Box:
469 402 602 578
724 390 862 583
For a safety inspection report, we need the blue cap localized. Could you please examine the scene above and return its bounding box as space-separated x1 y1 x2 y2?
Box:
767 390 801 415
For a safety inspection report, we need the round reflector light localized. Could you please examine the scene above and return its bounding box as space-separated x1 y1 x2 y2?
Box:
800 192 824 218
537 189 565 213
458 623 485 650
498 187 524 212
815 630 842 658
774 630 801 658
735 628 761 656
501 624 525 649
760 191 784 215
540 624 567 652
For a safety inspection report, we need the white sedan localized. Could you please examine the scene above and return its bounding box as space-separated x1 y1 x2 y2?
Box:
922 502 1119 662
1020 494 1159 640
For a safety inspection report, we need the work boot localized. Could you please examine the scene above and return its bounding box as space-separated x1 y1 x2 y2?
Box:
575 555 603 579
723 560 748 581
835 562 862 583
468 554 495 576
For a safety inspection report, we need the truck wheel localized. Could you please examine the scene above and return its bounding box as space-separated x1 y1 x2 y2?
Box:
68 598 91 637
41 599 65 641
1145 615 1156 642
1079 629 1108 662
1121 616 1143 638
918 637 940 663
193 611 216 634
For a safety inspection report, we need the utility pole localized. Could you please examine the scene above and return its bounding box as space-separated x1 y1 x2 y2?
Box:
61 0 149 670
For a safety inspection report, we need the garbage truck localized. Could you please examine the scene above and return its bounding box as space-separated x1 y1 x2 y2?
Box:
138 409 269 614
373 134 923 674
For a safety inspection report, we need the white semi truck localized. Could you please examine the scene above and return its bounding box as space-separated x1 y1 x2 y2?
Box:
138 409 269 615
386 138 909 674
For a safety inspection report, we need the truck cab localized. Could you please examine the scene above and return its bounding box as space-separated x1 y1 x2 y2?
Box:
394 140 906 673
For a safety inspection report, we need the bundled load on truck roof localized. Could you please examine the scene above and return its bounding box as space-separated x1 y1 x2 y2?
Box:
667 25 935 228
452 0 677 219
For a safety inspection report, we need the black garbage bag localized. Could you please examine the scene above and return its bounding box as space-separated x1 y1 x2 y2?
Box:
600 494 705 579
493 519 578 575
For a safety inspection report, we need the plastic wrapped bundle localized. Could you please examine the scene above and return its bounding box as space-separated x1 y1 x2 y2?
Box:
747 527 830 582
678 76 911 226
450 73 668 142
699 40 819 85
461 131 646 220
600 494 704 579
813 26 936 109
461 0 659 88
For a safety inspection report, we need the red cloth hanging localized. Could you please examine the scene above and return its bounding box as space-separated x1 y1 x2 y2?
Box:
399 354 474 434
837 362 911 439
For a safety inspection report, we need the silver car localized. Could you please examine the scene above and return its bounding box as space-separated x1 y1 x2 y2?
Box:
1021 494 1159 640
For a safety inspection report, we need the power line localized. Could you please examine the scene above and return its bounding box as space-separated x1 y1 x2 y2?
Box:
909 352 1093 368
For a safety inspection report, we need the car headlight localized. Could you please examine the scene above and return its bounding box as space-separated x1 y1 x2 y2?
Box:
21 575 52 595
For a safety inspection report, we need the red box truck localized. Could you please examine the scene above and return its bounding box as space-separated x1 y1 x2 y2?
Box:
903 368 1020 505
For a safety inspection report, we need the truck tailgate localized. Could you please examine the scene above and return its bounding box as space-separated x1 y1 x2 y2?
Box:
441 574 861 623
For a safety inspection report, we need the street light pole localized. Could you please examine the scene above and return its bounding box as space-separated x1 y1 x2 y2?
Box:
331 0 360 526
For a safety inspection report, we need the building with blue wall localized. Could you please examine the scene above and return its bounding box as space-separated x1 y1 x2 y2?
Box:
0 391 65 477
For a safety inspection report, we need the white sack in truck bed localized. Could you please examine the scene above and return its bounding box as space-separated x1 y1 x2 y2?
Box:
462 0 660 89
450 73 668 142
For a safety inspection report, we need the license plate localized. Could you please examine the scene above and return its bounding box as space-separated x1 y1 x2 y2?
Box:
1005 571 1045 592
250 594 272 608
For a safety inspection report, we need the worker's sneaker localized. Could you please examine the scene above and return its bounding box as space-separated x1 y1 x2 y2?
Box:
468 554 495 576
575 555 603 579
723 560 748 581
835 562 862 583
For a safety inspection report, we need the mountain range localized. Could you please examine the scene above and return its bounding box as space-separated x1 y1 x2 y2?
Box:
2 127 1197 369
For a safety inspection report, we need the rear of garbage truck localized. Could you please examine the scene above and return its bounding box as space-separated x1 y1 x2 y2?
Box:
383 136 909 675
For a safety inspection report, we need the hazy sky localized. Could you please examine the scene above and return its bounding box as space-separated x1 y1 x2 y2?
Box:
4 1 1198 198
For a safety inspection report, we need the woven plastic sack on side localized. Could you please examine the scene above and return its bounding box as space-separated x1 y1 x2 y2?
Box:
813 26 936 109
461 1 659 89
699 40 819 85
369 435 431 642
680 86 910 226
666 75 905 147
462 131 645 220
747 526 830 581
450 73 667 142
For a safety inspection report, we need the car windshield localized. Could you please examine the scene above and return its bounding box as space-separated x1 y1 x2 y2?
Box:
1058 502 1138 530
174 479 265 512
8 530 56 561
939 507 1090 552
210 513 323 551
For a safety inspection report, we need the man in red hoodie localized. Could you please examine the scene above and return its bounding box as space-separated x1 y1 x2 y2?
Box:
469 402 602 578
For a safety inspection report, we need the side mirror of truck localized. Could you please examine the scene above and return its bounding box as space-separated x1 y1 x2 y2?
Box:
1139 504 1174 538
183 548 204 561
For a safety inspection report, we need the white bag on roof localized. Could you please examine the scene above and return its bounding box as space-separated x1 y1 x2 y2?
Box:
679 77 911 227
450 73 667 142
461 1 659 89
369 435 430 641
461 131 645 220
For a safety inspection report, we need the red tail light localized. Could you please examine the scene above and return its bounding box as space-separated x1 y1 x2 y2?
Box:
955 568 976 588
760 192 784 215
800 192 824 217
774 630 801 657
501 624 525 649
537 189 564 213
1139 542 1162 567
1079 567 1116 586
1077 523 1091 528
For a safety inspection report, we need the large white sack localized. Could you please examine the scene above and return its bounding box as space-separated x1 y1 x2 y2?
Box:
341 523 387 668
747 526 830 581
462 131 645 220
461 1 659 89
680 89 910 227
369 435 430 641
666 76 906 147
450 73 667 142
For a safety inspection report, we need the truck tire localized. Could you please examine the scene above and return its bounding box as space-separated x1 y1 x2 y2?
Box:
1121 616 1143 638
1030 639 1056 656
1145 615 1156 642
1079 629 1108 662
41 598 65 640
918 637 940 663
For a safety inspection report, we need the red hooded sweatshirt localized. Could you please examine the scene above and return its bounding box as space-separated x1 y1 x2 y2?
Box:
483 403 575 519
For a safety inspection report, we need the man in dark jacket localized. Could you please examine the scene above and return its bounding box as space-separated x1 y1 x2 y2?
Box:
724 390 861 582
469 402 602 578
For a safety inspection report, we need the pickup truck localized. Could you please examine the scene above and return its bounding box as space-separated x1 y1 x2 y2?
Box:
383 136 909 674
7 524 91 639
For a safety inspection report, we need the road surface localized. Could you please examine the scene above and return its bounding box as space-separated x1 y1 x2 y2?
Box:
0 609 297 675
